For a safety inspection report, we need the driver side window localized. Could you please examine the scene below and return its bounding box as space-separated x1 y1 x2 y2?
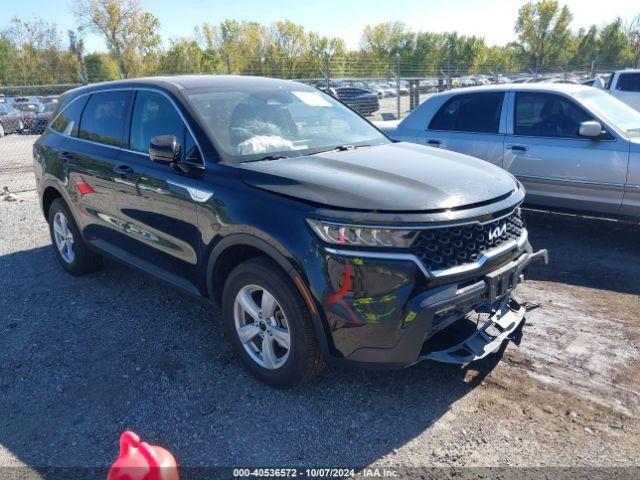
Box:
129 90 201 163
514 92 591 138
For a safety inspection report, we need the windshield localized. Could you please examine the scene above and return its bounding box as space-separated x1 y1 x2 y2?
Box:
577 89 640 138
15 103 41 113
185 86 388 163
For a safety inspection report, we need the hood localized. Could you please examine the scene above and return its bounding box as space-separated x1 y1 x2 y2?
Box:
238 142 517 212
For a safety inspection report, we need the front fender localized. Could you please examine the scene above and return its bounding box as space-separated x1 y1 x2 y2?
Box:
204 232 335 359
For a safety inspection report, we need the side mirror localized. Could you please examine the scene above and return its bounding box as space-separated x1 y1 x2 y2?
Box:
149 135 181 165
579 121 603 138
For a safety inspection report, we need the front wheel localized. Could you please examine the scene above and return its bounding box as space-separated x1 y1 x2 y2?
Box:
222 257 325 388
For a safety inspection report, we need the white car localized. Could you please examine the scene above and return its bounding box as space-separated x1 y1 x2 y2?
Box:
599 69 640 111
377 83 640 219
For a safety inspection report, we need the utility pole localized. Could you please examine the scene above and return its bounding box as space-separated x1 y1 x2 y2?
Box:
395 53 401 120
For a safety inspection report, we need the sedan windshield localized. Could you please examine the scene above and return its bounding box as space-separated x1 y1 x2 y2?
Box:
577 89 640 138
185 86 389 163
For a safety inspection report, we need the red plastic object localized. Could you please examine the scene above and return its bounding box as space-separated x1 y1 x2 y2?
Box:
108 431 179 480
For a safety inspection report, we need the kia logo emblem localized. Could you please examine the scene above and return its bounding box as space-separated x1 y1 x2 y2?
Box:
488 224 507 241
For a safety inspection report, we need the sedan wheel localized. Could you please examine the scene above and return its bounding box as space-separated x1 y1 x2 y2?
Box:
53 211 75 264
233 284 291 369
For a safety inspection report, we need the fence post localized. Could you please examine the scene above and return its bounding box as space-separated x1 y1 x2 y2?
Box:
395 53 401 120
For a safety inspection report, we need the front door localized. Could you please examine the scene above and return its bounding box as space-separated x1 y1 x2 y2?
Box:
111 90 206 293
504 91 628 214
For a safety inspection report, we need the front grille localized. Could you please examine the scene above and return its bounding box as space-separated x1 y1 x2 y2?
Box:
410 208 525 273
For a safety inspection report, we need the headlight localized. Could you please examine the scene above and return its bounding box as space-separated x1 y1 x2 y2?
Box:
307 219 418 248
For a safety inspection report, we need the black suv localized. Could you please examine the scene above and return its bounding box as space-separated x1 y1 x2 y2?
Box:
34 76 547 387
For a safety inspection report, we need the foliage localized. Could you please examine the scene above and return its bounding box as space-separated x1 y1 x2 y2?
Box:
0 0 638 87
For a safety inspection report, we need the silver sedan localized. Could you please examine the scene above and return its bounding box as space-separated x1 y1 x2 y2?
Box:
379 83 640 220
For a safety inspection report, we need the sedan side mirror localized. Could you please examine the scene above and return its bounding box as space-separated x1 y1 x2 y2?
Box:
149 135 181 165
579 121 603 138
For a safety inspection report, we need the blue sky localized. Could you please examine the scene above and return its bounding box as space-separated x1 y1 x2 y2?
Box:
2 0 639 52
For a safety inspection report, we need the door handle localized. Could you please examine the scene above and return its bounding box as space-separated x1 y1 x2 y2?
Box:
426 139 441 146
114 164 134 176
507 145 528 152
58 151 73 160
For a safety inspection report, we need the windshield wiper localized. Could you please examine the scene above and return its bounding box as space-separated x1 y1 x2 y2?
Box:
242 154 289 163
303 144 373 156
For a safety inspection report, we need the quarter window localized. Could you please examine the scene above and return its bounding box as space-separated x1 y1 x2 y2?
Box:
51 97 88 137
78 91 130 146
429 93 504 134
617 73 640 92
514 92 592 138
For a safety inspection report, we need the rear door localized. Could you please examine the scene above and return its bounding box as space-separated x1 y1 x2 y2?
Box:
503 91 628 213
111 89 204 293
55 91 131 242
419 92 506 166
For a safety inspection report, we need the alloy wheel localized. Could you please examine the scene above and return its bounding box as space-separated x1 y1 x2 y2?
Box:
53 211 75 263
233 284 291 369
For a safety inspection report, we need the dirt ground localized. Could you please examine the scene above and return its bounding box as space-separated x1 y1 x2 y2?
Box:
0 135 638 478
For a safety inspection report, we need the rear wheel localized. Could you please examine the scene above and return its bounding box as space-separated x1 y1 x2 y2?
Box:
222 257 324 388
48 198 102 275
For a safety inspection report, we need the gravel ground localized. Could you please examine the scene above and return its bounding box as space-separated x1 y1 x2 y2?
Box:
0 135 639 478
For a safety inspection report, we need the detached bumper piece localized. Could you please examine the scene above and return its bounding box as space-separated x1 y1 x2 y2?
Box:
417 297 525 364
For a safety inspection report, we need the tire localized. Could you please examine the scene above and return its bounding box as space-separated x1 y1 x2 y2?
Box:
48 198 102 275
0 123 4 138
222 256 325 388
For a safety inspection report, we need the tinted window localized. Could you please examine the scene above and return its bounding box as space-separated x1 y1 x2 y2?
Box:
78 91 129 146
429 93 504 133
617 73 640 92
51 97 88 136
515 92 592 138
130 91 180 152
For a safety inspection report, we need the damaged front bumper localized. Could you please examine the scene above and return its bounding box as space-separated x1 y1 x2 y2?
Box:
310 238 548 368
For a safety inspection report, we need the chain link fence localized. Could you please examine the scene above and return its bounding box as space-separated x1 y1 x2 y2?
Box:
0 58 632 191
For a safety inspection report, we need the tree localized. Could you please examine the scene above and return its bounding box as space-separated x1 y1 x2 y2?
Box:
5 16 79 85
160 38 219 74
515 0 573 68
69 29 87 83
598 18 633 67
73 0 161 78
84 52 120 82
627 14 640 68
572 25 598 67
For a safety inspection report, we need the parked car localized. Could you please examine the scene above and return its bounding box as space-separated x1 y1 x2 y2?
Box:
34 76 546 387
14 102 43 132
32 102 56 134
600 69 640 111
378 83 640 220
329 86 380 115
0 103 24 137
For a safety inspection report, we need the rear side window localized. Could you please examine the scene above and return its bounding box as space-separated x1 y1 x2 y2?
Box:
51 97 87 136
78 91 130 147
429 93 504 133
617 73 640 92
515 92 592 138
